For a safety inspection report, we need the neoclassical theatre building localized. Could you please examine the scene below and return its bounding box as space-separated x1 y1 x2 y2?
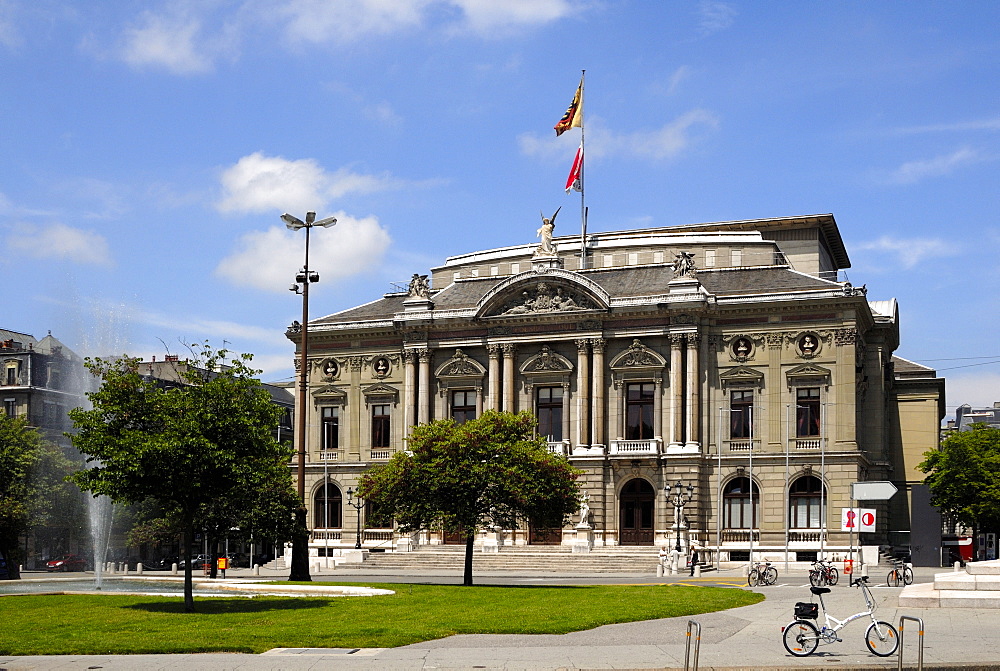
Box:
288 214 942 563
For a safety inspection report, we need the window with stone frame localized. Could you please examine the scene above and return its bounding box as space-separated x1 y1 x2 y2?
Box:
723 477 759 528
450 389 477 425
789 475 826 528
371 403 390 448
625 382 655 440
796 387 821 437
321 406 339 451
730 388 754 439
4 398 15 417
5 364 17 386
536 386 563 441
313 483 342 529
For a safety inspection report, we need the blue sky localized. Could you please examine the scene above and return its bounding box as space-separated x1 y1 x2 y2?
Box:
2 1 998 418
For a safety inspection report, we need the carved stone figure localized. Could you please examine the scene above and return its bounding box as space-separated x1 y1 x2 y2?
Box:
407 273 430 298
671 251 697 278
500 283 592 315
534 207 560 257
578 493 590 526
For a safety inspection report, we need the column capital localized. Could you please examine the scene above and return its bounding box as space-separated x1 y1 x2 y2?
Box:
575 338 591 353
686 333 701 348
417 348 432 363
590 337 607 354
669 334 685 346
501 343 517 356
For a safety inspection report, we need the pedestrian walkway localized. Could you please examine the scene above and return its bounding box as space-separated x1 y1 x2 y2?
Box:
2 566 998 670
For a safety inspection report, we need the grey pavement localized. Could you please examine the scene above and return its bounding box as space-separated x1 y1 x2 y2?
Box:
2 565 997 670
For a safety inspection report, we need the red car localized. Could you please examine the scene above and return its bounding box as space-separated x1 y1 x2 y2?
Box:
46 554 87 572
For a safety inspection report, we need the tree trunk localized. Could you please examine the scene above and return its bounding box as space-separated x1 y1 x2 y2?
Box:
463 532 475 586
209 536 218 579
182 520 195 612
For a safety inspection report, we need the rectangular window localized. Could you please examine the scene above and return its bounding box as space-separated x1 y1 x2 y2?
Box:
705 250 716 267
5 366 17 385
536 386 563 441
453 271 461 281
731 249 742 266
730 389 754 439
510 263 520 274
321 406 339 451
603 254 613 268
653 250 664 264
796 387 821 437
4 399 15 418
490 265 499 276
371 404 390 448
625 382 655 440
627 252 638 265
451 390 477 425
470 268 479 277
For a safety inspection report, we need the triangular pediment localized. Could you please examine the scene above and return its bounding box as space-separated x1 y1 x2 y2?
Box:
609 339 666 370
786 363 831 389
362 382 400 404
719 366 765 389
312 384 348 401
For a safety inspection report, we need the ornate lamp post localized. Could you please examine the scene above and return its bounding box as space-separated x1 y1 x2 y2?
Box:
285 210 337 582
664 480 695 553
345 487 364 550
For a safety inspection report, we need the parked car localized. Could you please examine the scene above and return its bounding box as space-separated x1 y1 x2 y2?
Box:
143 556 179 570
177 554 212 570
46 554 87 572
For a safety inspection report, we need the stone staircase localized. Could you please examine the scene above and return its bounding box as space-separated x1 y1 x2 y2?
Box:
900 559 1000 608
351 544 671 574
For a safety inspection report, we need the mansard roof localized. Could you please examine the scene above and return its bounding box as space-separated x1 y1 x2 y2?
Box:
313 263 845 327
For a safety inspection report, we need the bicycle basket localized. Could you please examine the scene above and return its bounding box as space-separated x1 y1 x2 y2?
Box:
794 602 818 620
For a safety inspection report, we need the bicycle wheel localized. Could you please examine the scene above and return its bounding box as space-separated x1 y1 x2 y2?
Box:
747 569 759 587
764 566 778 585
902 566 913 586
783 620 819 656
887 569 900 587
865 620 899 657
827 567 838 586
809 570 822 586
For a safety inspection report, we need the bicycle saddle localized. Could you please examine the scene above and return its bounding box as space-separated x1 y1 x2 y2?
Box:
810 586 831 595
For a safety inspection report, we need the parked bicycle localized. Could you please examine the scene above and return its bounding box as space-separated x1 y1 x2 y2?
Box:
808 558 839 586
748 560 778 586
886 559 913 587
782 575 899 657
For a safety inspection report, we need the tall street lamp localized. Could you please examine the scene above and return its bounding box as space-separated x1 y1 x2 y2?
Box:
664 480 695 553
285 210 337 582
345 487 364 550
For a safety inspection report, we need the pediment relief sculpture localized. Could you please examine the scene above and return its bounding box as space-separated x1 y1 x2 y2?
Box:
519 345 573 374
497 282 597 316
435 349 486 378
720 365 765 390
610 339 666 370
785 363 831 390
312 384 348 402
362 382 400 404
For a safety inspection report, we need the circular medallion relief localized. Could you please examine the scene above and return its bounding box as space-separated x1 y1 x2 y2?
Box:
797 333 821 358
372 356 391 378
322 358 339 379
731 336 753 361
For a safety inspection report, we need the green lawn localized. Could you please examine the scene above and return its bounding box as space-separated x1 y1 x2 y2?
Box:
0 582 762 655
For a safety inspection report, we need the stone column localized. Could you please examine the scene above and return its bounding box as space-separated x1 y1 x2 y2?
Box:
561 380 572 445
653 377 663 440
591 338 606 447
475 383 484 417
402 350 416 436
685 334 700 449
669 334 684 447
417 349 431 425
486 344 501 411
502 343 517 412
575 339 591 447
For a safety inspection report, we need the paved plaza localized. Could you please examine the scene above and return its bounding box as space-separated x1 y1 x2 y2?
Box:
2 565 998 670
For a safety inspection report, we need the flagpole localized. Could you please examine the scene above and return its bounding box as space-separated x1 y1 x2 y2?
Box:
578 69 587 270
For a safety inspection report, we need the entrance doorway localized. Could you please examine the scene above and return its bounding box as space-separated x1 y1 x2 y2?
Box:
620 478 655 545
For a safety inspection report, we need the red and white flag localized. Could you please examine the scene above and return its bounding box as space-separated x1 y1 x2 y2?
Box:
564 141 583 193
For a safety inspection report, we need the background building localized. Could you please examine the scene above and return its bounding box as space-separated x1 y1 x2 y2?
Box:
287 214 944 565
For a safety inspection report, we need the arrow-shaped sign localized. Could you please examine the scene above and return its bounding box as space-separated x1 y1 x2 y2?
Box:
850 481 898 500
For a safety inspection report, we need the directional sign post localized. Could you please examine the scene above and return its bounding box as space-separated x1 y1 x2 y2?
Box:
850 481 898 501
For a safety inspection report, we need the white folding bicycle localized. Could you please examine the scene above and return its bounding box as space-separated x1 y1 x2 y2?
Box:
782 575 899 657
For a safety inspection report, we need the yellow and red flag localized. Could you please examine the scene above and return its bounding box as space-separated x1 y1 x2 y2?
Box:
554 76 583 136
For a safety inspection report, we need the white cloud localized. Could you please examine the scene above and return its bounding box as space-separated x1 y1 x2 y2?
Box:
215 213 392 292
447 0 574 35
0 0 22 48
855 235 957 270
121 10 215 74
942 371 1000 419
519 110 719 163
139 310 290 348
274 0 429 43
697 1 736 36
6 222 114 267
216 153 400 214
887 147 981 185
895 118 1000 135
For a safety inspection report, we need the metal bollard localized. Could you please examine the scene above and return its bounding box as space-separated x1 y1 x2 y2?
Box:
136 562 143 575
898 615 924 671
657 564 664 577
954 561 961 572
694 564 701 577
253 564 260 576
171 562 178 575
684 620 701 671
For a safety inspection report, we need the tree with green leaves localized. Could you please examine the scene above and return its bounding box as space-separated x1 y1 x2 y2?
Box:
359 410 582 586
0 415 70 579
70 345 298 611
920 423 1000 545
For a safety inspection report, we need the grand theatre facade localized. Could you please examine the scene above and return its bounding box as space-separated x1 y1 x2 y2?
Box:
290 213 936 563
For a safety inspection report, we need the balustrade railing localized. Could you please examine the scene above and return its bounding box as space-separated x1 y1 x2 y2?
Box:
794 438 821 450
721 529 760 543
369 449 393 460
609 438 660 456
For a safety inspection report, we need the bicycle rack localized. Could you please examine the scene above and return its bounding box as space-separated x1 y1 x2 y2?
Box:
684 619 701 671
897 615 924 671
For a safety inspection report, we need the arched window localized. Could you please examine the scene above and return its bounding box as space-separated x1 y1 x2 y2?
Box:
313 483 342 529
723 477 759 529
789 475 825 528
